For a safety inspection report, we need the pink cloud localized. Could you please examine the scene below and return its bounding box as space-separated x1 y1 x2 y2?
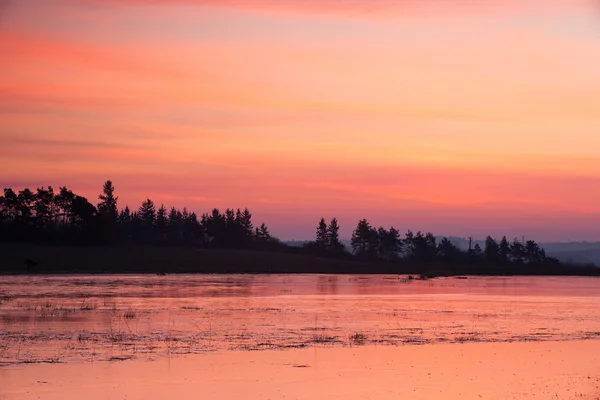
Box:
76 0 592 17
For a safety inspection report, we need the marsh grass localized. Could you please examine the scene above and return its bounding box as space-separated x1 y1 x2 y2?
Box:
37 304 75 318
312 334 339 344
349 333 368 345
79 299 98 311
123 310 140 319
0 294 15 304
0 335 10 360
103 298 117 308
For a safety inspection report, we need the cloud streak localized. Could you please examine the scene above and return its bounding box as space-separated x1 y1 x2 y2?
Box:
77 0 593 18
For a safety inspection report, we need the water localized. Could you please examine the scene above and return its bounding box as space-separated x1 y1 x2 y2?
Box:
1 274 600 365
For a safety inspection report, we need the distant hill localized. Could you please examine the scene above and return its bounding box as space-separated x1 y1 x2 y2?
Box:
285 238 600 266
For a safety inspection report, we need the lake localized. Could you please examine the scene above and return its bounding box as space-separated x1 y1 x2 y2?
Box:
1 274 600 365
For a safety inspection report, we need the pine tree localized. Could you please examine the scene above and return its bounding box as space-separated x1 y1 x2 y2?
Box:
403 230 415 257
411 231 437 264
138 199 156 231
118 206 132 242
525 240 545 264
499 236 511 262
327 218 345 254
437 237 460 263
97 181 119 242
255 223 272 242
378 227 402 260
204 209 226 247
315 218 329 250
167 207 183 243
97 180 118 221
510 238 525 264
240 208 254 241
351 219 377 258
484 236 500 262
156 205 168 240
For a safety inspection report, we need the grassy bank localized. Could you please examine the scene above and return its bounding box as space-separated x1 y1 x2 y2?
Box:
0 243 394 275
1 243 599 276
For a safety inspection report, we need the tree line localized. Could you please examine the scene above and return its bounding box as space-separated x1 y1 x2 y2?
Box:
0 181 276 249
302 217 564 274
1 179 595 275
346 218 549 266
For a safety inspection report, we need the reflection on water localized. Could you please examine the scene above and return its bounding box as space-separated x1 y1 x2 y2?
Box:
1 275 600 365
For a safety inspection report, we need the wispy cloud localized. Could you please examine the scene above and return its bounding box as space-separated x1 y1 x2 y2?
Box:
76 0 593 18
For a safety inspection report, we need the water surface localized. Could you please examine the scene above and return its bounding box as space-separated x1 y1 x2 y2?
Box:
1 275 599 365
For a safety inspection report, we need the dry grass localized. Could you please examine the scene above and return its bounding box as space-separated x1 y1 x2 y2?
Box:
312 334 339 344
123 310 140 319
0 294 15 304
37 304 75 318
79 299 98 311
349 333 368 345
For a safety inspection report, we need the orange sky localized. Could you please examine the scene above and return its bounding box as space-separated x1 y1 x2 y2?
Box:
1 0 600 240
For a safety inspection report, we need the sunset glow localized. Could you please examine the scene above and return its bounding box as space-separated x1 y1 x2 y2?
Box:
2 0 600 240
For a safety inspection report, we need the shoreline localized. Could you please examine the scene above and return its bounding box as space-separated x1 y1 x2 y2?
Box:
2 243 599 277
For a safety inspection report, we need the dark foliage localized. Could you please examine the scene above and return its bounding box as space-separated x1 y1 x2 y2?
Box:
0 180 597 275
0 181 276 251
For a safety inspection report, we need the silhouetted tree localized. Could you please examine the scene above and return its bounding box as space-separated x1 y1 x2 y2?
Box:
97 180 118 221
183 210 202 244
155 205 168 242
351 219 378 258
404 230 415 257
167 207 183 243
510 238 525 264
54 187 75 227
130 211 142 242
241 208 254 236
138 199 156 242
224 208 235 243
409 231 437 264
255 223 271 242
325 218 344 254
204 209 226 247
315 218 328 251
118 206 133 242
1 188 18 221
484 236 500 263
215 208 250 246
378 227 402 260
69 195 97 242
0 179 590 276
472 243 483 258
17 188 35 223
499 236 511 263
524 240 545 264
34 186 54 220
0 189 18 240
437 237 461 264
97 181 119 243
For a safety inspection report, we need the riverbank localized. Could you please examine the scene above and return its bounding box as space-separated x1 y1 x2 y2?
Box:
0 243 390 274
1 243 599 276
2 340 600 400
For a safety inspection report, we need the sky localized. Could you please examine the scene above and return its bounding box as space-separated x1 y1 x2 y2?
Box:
1 0 600 241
